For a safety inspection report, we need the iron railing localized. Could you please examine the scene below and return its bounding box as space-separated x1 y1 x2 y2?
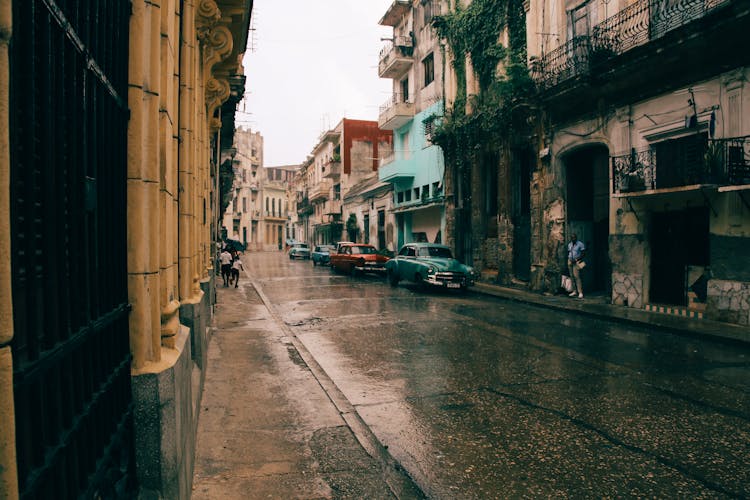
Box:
534 0 734 88
10 0 134 497
379 92 411 115
708 136 750 186
612 135 750 193
592 0 732 55
612 149 657 193
531 36 592 90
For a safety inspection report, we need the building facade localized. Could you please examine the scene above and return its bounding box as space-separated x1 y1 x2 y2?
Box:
0 0 253 497
223 127 264 249
377 0 448 250
261 166 297 250
297 118 394 249
526 0 750 323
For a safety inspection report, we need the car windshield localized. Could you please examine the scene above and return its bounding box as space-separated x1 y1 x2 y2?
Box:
351 246 376 255
293 244 309 249
316 246 333 252
418 246 452 258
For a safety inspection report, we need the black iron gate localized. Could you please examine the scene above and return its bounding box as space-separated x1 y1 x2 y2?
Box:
9 1 133 498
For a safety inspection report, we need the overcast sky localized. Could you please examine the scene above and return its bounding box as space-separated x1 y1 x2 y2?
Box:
239 0 395 167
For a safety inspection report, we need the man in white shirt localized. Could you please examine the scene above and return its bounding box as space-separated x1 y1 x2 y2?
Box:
219 248 233 287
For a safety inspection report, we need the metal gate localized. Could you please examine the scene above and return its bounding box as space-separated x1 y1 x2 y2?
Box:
9 1 134 498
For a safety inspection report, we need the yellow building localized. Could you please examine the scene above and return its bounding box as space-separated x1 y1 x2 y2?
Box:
0 0 253 497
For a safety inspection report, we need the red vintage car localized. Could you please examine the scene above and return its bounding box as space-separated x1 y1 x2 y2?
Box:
329 243 390 276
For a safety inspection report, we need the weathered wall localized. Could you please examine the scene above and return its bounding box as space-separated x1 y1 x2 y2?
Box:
0 0 17 495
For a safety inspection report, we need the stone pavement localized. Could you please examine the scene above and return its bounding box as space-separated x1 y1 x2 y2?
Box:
472 282 750 346
192 262 749 499
191 276 424 499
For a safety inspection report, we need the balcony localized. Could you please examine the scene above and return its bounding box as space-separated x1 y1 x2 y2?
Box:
323 159 341 180
531 0 739 93
379 0 411 27
612 135 750 195
379 156 416 183
378 93 415 131
378 36 413 79
325 199 343 217
310 180 332 202
297 197 313 216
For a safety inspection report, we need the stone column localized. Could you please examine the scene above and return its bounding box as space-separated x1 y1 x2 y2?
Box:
160 0 181 348
128 0 162 369
0 4 18 498
179 0 196 302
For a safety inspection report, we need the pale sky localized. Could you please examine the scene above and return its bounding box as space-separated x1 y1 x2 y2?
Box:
239 0 396 167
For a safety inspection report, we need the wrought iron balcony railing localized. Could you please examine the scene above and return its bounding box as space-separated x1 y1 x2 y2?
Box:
592 0 732 56
709 135 750 186
531 36 592 90
533 0 733 89
612 135 750 194
612 148 657 193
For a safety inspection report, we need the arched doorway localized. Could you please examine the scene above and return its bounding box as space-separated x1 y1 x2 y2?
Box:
565 145 611 295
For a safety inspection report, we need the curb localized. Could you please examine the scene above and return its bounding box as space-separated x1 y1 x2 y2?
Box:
471 282 750 347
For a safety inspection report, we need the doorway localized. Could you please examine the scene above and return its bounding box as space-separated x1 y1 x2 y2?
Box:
650 207 709 305
566 145 611 294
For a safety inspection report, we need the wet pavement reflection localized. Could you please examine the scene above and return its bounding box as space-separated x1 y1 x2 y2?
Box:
247 251 750 498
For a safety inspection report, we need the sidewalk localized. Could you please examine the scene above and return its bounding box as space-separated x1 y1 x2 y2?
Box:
191 279 423 499
472 281 750 346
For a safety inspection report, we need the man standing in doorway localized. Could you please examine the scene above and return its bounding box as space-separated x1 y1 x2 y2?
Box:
567 233 586 299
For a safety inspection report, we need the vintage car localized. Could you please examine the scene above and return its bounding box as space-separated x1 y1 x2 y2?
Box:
329 243 390 276
311 244 336 266
288 242 311 260
385 243 477 290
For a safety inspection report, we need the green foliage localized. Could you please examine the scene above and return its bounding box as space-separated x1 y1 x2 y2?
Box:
430 0 534 156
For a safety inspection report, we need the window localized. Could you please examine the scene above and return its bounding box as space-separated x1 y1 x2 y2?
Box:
423 53 434 87
397 191 404 203
400 78 409 103
414 187 420 199
404 189 412 202
423 0 434 26
242 197 247 212
363 215 370 244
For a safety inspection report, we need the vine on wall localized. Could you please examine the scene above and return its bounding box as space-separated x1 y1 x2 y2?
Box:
430 0 534 157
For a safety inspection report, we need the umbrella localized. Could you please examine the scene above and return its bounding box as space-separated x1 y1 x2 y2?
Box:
224 239 246 252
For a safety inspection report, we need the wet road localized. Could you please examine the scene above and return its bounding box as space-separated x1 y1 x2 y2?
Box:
245 251 750 499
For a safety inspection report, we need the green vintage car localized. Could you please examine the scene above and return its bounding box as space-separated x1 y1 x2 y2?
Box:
385 243 477 290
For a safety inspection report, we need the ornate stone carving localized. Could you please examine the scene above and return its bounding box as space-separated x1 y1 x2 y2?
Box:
196 0 221 42
205 76 230 130
203 25 234 77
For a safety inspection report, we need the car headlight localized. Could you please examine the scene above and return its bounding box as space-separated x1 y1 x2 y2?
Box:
427 267 436 274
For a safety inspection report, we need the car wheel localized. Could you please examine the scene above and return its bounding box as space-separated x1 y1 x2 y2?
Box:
388 269 399 287
289 255 293 260
415 273 428 292
312 259 317 266
330 263 336 273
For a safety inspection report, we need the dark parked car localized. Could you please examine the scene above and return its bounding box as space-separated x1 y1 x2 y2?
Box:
385 243 476 290
311 245 336 266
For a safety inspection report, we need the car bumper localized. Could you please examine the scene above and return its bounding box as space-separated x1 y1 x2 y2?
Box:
355 264 387 274
424 273 474 288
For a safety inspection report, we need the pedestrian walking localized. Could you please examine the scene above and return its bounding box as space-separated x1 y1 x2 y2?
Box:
219 248 233 287
567 233 586 299
231 255 244 288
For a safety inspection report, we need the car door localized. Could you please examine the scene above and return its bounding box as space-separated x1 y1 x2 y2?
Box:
399 245 418 280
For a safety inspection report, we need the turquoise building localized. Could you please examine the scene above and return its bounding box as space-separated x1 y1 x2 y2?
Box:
379 101 446 250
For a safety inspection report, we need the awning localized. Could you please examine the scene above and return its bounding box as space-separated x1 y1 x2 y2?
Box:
390 200 444 214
